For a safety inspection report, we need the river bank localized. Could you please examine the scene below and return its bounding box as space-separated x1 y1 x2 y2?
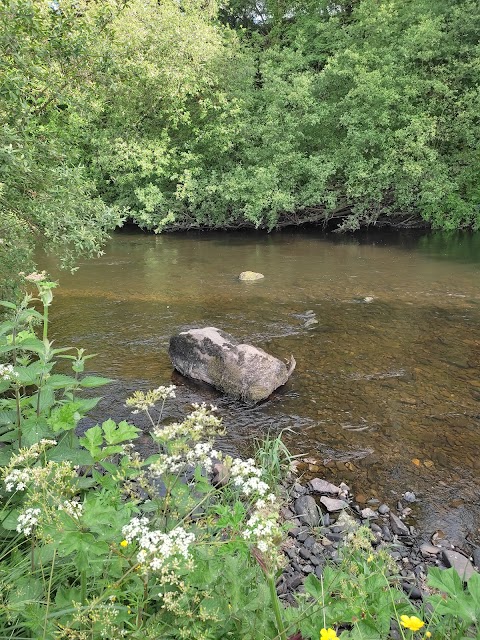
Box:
276 470 479 607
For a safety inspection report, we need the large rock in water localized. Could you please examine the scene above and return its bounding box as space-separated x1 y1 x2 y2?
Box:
168 327 295 404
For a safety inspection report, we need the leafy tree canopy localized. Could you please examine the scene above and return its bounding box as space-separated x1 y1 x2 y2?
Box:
1 0 479 294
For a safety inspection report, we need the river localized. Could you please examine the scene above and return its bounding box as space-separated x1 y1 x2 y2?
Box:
40 228 480 548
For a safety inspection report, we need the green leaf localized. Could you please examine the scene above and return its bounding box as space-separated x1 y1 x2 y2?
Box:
0 301 17 310
304 573 323 600
75 396 102 412
79 425 103 458
22 361 55 384
44 373 79 389
102 419 140 445
0 409 17 425
79 375 114 388
47 402 81 433
427 566 464 597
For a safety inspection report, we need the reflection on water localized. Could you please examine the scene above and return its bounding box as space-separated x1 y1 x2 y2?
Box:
40 229 480 547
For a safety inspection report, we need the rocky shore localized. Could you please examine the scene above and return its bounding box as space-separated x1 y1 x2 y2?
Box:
276 474 480 603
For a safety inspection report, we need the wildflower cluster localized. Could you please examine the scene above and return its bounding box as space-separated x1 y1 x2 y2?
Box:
150 403 223 476
16 507 41 536
151 440 223 476
58 498 83 520
7 440 56 467
126 385 176 413
153 403 223 446
228 457 270 497
243 497 282 566
0 364 18 381
4 468 31 492
121 517 195 574
24 271 47 283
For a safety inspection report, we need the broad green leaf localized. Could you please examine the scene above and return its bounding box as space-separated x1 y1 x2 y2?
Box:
79 375 114 388
75 396 102 412
102 419 140 445
43 373 79 389
79 425 103 458
0 409 17 425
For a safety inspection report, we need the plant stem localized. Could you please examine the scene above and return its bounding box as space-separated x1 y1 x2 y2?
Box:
80 569 87 605
267 572 287 640
42 549 56 640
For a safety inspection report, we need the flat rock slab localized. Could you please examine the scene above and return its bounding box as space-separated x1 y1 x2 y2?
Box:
169 327 295 404
320 496 348 512
442 550 476 581
308 478 341 494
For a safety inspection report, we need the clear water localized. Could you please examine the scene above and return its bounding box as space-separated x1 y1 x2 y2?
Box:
40 228 480 547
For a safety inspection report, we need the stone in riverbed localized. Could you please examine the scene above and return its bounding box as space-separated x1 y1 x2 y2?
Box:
294 495 321 527
320 496 348 512
308 478 341 494
441 550 476 581
239 271 264 281
419 543 441 557
389 513 410 536
169 327 295 404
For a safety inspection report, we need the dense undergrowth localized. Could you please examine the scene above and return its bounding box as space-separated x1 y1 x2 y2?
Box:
0 275 479 638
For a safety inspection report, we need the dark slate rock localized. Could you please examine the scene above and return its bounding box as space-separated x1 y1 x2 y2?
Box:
378 504 390 515
402 583 423 600
304 535 316 549
287 574 304 590
390 512 410 536
294 496 321 527
420 543 441 557
320 496 348 512
382 526 393 542
473 549 480 569
302 564 314 574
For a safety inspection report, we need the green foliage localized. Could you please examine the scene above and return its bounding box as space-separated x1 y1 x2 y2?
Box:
2 0 479 297
0 0 125 298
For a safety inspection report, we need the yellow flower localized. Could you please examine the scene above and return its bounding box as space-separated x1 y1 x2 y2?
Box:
424 633 432 638
400 615 425 632
120 539 128 547
367 554 374 563
320 629 338 640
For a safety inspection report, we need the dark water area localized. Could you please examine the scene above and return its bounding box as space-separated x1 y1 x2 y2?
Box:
39 229 480 548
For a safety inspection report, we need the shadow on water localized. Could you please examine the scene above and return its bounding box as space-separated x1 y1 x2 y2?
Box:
39 228 480 548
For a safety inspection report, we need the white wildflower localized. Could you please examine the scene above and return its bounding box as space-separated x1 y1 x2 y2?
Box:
121 517 195 573
5 468 30 492
58 499 83 520
228 457 269 497
0 364 18 381
16 507 41 536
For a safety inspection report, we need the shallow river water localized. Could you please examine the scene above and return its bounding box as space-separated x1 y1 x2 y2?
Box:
40 229 480 547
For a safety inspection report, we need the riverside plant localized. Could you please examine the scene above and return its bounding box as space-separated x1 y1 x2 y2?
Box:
0 279 479 639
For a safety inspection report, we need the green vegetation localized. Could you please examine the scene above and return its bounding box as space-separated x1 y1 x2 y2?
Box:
1 0 479 290
0 281 480 638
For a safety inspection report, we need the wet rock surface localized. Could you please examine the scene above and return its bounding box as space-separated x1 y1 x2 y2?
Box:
168 327 295 403
276 475 480 601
